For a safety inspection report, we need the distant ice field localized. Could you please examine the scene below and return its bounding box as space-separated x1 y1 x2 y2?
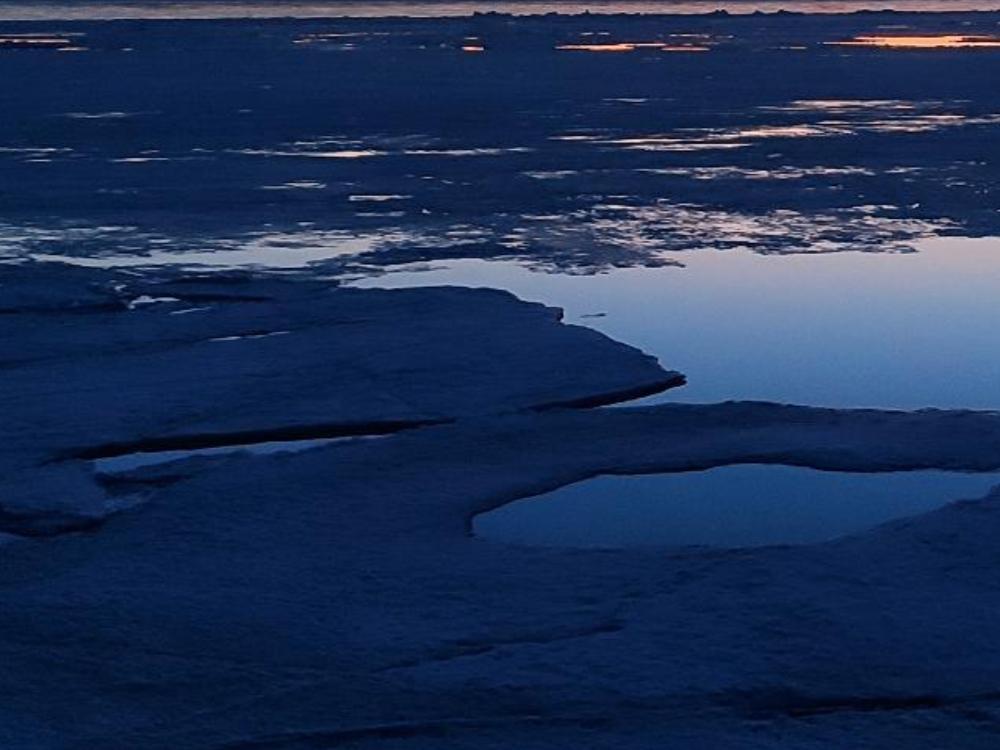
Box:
2 11 999 408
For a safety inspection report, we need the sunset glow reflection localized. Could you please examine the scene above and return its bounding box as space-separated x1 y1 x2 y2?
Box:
828 34 1000 49
556 42 709 52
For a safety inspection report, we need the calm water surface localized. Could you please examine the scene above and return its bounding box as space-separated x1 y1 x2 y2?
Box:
474 466 1000 548
352 236 1000 410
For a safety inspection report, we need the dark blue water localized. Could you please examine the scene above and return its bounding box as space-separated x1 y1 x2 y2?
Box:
475 466 1000 548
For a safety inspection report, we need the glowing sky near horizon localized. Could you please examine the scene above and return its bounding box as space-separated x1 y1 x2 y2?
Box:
1 0 1000 20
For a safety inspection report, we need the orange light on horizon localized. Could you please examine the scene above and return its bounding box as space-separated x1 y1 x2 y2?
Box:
556 42 648 52
461 45 485 53
556 42 709 53
827 34 1000 49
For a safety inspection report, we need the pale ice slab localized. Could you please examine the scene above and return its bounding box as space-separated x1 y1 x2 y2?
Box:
0 262 680 533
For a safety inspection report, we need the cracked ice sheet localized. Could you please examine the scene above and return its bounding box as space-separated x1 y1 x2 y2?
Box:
3 403 1000 747
0 264 679 534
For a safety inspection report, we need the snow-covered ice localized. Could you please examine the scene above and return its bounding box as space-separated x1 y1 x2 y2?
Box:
0 263 680 534
1 265 1000 747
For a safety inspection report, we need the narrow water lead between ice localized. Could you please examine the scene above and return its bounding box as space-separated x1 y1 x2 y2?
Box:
94 436 369 474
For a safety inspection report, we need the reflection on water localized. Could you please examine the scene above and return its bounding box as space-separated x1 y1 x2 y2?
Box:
555 100 1000 153
6 200 950 272
350 236 1000 410
763 99 925 113
236 147 386 159
0 32 78 49
474 466 1000 548
234 144 533 159
538 200 948 256
64 111 139 120
829 34 1000 49
294 31 386 44
556 41 709 52
552 132 751 150
639 165 876 180
556 42 644 52
260 180 328 190
23 226 435 268
348 193 411 201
